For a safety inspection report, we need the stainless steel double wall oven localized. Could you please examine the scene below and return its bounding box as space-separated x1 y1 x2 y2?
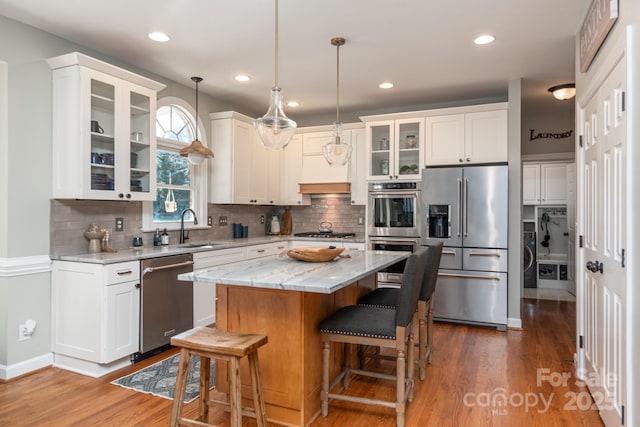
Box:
368 181 423 287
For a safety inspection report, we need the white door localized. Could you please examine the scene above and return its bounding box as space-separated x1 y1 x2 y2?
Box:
579 57 626 427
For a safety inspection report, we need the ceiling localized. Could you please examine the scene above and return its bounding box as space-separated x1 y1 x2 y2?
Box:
0 0 586 123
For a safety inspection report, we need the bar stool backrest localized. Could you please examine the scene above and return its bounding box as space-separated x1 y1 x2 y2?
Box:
394 247 428 327
419 242 444 302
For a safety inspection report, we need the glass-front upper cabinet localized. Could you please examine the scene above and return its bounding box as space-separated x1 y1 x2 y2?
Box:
364 117 424 180
48 52 165 201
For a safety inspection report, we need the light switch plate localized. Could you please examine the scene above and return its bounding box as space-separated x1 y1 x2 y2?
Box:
207 216 212 226
115 217 124 231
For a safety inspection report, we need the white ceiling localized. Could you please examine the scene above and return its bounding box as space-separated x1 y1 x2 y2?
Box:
0 0 587 123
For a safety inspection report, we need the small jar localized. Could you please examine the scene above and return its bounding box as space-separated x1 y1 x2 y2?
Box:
381 160 389 175
379 137 389 150
405 135 416 149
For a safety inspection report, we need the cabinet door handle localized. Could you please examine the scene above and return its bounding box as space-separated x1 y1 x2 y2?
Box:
257 249 265 253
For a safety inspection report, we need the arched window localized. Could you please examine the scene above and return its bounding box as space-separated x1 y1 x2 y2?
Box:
142 97 208 231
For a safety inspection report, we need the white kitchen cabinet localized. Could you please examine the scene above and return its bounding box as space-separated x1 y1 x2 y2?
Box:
522 162 569 205
193 246 247 327
246 241 288 259
349 127 367 205
280 134 311 206
363 118 424 181
300 130 351 183
522 164 541 204
52 260 140 375
47 52 165 201
424 105 508 166
210 111 281 205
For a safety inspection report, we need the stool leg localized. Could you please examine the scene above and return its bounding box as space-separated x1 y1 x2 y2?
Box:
321 340 330 416
228 356 242 427
418 300 427 381
199 356 211 422
248 351 267 427
427 297 435 364
170 349 191 426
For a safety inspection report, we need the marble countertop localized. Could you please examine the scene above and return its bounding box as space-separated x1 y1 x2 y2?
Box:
50 235 366 264
179 250 410 294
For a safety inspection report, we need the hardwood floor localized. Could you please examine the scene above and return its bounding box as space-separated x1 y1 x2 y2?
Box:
0 298 604 427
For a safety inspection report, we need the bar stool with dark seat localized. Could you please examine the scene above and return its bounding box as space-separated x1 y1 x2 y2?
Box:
319 247 428 427
358 242 443 380
169 327 268 427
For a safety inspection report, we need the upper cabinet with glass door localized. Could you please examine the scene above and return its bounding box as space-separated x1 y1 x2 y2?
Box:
48 52 165 200
362 116 424 181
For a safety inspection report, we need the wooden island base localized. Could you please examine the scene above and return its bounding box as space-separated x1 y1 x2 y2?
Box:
215 275 374 427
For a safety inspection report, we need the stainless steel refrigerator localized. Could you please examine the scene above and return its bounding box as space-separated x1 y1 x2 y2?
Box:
421 164 508 330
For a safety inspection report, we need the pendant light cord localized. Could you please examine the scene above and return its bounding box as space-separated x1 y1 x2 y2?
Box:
191 76 203 140
274 0 279 87
336 41 340 124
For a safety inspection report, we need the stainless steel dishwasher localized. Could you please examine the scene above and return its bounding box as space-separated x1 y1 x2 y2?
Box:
138 253 194 359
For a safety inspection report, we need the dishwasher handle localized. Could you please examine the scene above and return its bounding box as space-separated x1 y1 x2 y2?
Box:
142 260 194 276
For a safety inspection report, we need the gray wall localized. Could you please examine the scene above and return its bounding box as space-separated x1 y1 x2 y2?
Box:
521 108 575 156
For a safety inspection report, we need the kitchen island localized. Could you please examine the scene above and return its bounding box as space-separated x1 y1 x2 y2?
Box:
179 250 410 427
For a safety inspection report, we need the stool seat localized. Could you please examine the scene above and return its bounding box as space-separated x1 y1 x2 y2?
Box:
170 327 268 427
171 327 267 357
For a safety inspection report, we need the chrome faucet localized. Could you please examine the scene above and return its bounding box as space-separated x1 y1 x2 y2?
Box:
179 208 198 244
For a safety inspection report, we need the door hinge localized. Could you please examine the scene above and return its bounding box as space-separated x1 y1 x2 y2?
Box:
621 404 625 425
621 248 625 268
621 91 626 112
579 235 584 248
579 335 584 349
579 135 583 147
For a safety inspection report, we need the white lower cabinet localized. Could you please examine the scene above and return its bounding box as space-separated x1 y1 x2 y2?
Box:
246 241 288 259
193 246 247 327
52 260 140 376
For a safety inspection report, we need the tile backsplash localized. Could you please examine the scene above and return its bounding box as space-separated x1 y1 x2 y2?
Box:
50 197 365 255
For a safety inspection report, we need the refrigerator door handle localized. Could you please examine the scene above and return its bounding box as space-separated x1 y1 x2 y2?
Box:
456 178 462 237
463 177 469 237
438 272 500 281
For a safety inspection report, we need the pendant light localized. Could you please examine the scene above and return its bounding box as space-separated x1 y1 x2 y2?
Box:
323 37 352 166
179 76 214 164
254 0 297 150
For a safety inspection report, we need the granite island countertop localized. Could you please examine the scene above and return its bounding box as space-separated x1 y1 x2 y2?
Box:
179 249 410 294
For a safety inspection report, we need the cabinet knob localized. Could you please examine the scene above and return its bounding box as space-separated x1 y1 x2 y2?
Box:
466 157 471 162
126 193 131 199
459 158 463 163
118 193 124 198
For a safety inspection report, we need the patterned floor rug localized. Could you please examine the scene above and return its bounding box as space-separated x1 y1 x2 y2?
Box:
111 353 215 403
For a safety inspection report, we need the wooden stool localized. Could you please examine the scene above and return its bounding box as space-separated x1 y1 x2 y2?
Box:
170 327 268 427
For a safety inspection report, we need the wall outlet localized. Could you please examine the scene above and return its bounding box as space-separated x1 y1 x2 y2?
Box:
357 216 365 225
115 217 124 231
207 216 212 226
260 215 265 224
219 216 228 226
18 324 30 341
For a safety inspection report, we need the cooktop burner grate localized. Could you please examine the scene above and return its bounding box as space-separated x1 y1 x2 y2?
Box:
293 232 356 239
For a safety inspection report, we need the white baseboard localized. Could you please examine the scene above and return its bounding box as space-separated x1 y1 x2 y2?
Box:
507 317 523 329
0 353 53 380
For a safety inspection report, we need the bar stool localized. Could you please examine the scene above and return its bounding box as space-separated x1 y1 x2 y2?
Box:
170 327 268 427
358 242 443 380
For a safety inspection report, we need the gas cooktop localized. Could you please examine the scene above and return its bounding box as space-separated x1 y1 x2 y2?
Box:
293 232 356 239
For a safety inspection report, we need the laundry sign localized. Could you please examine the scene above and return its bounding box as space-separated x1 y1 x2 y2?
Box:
529 129 573 142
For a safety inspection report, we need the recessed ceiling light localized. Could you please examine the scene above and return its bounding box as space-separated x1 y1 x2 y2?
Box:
474 34 495 45
234 74 251 82
148 32 170 42
379 82 394 89
287 101 300 107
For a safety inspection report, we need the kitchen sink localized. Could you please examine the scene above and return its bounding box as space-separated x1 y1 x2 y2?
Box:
179 242 220 249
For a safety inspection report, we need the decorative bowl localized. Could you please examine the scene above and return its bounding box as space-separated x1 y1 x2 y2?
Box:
287 246 345 263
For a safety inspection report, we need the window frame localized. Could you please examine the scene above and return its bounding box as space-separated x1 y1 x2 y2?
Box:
142 96 209 232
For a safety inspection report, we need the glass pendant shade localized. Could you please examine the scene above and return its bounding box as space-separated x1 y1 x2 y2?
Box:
254 86 297 150
323 122 352 166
